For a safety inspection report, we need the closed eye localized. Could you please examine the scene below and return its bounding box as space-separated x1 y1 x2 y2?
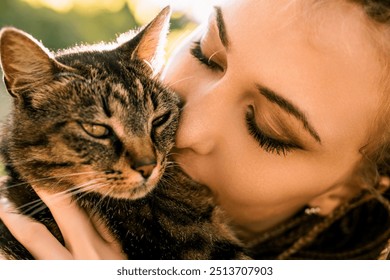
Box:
190 40 224 72
245 106 301 156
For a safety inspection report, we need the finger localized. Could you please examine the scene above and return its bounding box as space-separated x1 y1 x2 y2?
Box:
90 213 120 245
35 189 126 259
0 196 72 260
89 213 127 259
34 190 106 254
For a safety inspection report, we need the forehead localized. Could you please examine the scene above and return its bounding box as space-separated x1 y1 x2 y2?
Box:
222 0 376 59
220 0 382 148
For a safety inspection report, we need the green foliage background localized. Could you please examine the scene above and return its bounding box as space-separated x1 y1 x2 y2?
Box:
0 0 195 175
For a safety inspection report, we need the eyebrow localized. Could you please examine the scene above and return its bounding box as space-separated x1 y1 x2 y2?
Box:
214 6 230 48
256 85 322 144
214 7 321 144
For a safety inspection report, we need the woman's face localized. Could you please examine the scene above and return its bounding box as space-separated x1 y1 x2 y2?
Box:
162 0 382 233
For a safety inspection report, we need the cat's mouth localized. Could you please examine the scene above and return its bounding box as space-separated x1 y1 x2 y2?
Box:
43 163 163 200
92 164 163 200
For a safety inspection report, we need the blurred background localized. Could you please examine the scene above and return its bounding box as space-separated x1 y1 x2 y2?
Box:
0 0 217 174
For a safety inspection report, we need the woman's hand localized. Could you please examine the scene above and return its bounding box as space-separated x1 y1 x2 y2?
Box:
0 188 126 260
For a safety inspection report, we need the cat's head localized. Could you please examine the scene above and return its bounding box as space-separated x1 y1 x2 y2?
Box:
0 7 181 200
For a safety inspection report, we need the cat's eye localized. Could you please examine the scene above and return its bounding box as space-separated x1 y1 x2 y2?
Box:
152 112 171 128
190 40 224 72
80 123 110 139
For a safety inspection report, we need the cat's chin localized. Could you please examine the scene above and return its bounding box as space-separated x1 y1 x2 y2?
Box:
105 182 157 200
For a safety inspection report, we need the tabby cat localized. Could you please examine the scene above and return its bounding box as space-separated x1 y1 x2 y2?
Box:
0 7 247 259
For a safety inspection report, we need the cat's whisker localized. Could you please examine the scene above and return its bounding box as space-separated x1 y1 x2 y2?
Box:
165 160 181 166
25 183 109 216
15 180 105 215
164 162 182 171
71 183 109 207
159 172 179 186
166 151 181 156
48 176 104 196
89 187 113 216
24 184 103 217
70 183 107 197
171 159 190 169
165 152 183 162
51 179 106 200
5 172 112 219
25 202 49 218
208 49 224 65
165 75 196 87
1 171 104 191
15 197 46 214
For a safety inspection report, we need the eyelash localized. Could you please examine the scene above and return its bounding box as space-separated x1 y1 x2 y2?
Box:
190 40 224 72
245 108 298 156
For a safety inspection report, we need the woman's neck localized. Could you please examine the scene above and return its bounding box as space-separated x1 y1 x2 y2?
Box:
228 207 303 244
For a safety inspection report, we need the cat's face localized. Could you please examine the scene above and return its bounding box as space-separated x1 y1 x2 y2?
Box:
12 62 180 200
0 7 180 199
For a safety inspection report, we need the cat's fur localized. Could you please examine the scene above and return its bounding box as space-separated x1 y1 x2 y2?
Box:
0 7 248 259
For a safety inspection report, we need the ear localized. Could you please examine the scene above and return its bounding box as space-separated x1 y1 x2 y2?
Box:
0 27 58 97
306 183 362 216
118 6 171 76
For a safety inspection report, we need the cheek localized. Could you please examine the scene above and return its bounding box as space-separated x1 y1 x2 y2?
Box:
206 132 357 212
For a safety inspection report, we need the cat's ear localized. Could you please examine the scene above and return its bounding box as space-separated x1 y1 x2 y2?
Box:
119 6 171 76
0 27 64 97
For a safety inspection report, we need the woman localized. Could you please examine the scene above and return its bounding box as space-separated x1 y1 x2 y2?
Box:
1 0 390 259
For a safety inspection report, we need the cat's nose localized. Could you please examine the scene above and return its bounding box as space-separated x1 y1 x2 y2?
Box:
133 159 156 179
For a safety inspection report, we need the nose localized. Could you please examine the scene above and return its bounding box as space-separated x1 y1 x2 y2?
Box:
132 159 156 179
174 84 227 155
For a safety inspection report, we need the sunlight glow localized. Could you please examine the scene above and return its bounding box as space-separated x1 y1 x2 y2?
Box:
126 0 220 24
22 0 125 13
22 0 221 22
